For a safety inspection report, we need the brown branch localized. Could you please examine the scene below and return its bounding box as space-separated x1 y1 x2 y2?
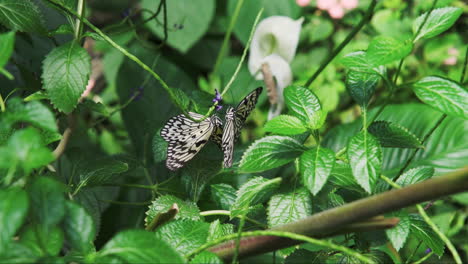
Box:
53 114 75 159
210 166 468 260
261 63 277 105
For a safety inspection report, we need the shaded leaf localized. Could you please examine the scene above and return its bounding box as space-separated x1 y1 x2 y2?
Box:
347 131 382 193
396 166 434 187
366 36 413 65
346 70 381 108
145 195 200 227
0 188 29 253
1 98 58 133
409 214 444 256
0 31 15 68
264 115 308 135
0 0 46 33
284 85 324 129
155 220 210 256
412 76 468 119
386 211 410 251
300 147 336 195
62 201 95 254
368 121 423 148
413 7 463 42
20 225 63 256
42 41 91 113
210 184 237 211
340 51 379 73
231 177 281 218
267 188 312 227
239 136 306 173
207 220 234 242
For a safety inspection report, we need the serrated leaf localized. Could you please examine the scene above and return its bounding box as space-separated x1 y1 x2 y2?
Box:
155 220 210 255
27 177 66 231
267 188 312 228
99 229 185 263
0 128 55 174
409 214 444 256
1 98 58 133
300 147 335 195
76 157 128 188
340 51 378 73
231 177 281 218
210 184 237 210
412 76 468 119
42 41 91 113
348 131 382 193
284 85 324 129
239 136 306 173
368 121 423 148
0 0 46 33
190 251 222 264
396 166 434 187
0 188 29 254
329 161 364 192
386 211 410 251
413 7 463 42
264 115 308 135
366 36 413 65
346 70 381 108
208 220 234 242
20 225 64 256
0 31 15 68
62 201 95 254
145 195 200 226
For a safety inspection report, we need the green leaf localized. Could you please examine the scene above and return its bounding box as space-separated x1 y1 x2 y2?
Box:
0 31 15 68
412 76 468 119
396 166 434 187
190 251 222 264
152 129 168 163
267 188 312 227
0 128 55 174
1 98 58 133
239 136 306 173
368 121 423 148
100 229 185 263
76 157 129 188
20 225 64 256
42 41 91 113
0 188 29 253
413 7 463 42
300 147 336 195
409 214 444 256
145 195 200 227
347 131 382 194
0 0 46 33
264 115 308 135
340 51 377 73
62 201 95 254
284 85 323 129
210 184 237 211
208 220 233 242
346 70 381 108
231 177 281 218
27 177 66 230
155 220 210 256
386 211 410 251
366 36 413 65
142 0 215 53
329 161 363 193
0 242 38 263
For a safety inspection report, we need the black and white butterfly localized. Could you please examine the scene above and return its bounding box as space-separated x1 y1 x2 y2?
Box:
161 112 222 171
221 87 263 168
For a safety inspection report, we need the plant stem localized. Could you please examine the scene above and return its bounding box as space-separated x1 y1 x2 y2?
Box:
413 252 433 264
208 167 468 260
212 0 245 75
304 0 377 88
221 8 264 98
405 241 422 264
200 210 267 228
74 0 85 40
53 114 75 159
381 175 462 264
189 230 374 264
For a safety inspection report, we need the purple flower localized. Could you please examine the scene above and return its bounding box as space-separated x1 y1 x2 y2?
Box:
425 248 432 254
216 105 223 111
212 89 222 103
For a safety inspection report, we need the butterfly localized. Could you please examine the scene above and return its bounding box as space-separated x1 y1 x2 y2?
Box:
161 112 222 171
221 87 263 168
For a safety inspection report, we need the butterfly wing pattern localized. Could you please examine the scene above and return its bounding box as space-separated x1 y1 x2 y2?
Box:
161 112 222 171
222 87 263 168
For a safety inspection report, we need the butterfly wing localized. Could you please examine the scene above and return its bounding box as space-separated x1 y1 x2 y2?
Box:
222 107 236 168
161 112 218 170
209 115 223 148
221 87 263 168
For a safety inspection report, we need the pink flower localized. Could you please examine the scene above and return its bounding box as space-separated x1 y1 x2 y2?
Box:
317 0 336 10
443 57 457 65
328 6 345 19
296 0 311 7
316 0 359 19
341 0 358 9
448 47 459 56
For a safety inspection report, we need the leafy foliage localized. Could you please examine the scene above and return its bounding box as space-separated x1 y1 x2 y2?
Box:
0 1 466 263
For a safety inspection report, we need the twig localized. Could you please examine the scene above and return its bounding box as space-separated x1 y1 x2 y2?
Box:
53 114 75 159
261 63 277 104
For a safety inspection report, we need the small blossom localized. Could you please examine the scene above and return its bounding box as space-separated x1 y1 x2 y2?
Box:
131 85 144 101
443 47 459 65
425 248 432 254
328 6 345 19
443 56 457 65
212 89 222 103
317 0 337 10
317 0 359 19
341 0 358 9
296 0 311 7
215 105 223 111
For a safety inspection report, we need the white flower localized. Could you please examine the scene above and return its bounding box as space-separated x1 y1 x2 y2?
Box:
248 16 303 119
